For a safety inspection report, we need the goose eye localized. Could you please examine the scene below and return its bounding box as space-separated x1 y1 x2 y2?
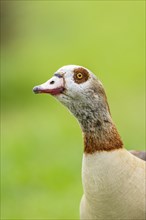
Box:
73 67 89 84
77 73 83 79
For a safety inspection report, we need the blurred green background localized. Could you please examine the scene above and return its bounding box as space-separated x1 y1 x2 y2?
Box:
1 1 145 219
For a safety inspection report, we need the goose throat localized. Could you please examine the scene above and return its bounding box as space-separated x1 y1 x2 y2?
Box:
68 101 123 153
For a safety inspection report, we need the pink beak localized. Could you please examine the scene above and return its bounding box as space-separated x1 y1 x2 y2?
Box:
33 75 65 95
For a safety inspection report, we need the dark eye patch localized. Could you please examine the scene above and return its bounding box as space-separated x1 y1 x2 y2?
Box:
73 67 89 84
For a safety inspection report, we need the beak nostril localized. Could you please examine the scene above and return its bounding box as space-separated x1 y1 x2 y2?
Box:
50 80 55 85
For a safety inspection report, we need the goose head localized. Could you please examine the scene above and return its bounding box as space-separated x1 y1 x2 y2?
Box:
33 65 97 99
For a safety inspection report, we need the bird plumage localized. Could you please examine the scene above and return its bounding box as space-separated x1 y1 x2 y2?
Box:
33 65 146 220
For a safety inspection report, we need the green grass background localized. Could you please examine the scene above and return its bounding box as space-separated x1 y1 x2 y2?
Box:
1 1 145 219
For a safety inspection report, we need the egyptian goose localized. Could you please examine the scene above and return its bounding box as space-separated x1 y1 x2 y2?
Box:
33 65 146 220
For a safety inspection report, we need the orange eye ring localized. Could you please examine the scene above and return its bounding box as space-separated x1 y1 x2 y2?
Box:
77 73 83 79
